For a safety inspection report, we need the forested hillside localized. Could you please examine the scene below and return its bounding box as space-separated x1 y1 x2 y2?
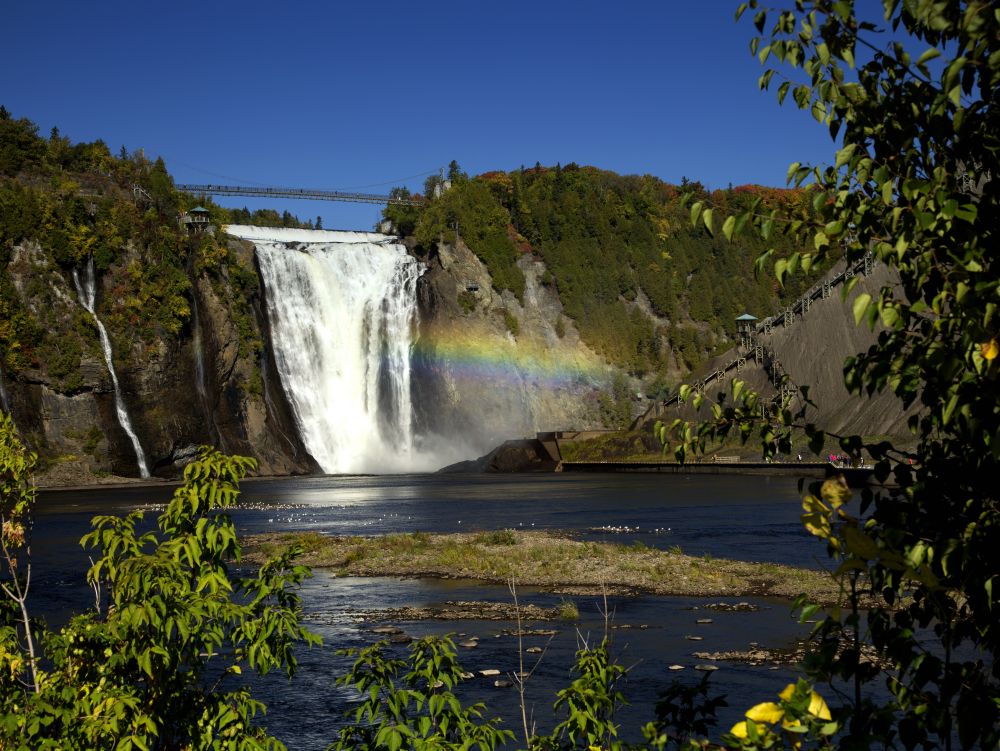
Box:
0 109 324 393
386 163 833 380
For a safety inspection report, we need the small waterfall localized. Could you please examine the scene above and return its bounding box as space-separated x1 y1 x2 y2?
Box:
229 225 426 473
191 295 209 407
0 366 10 413
188 292 226 449
72 258 150 478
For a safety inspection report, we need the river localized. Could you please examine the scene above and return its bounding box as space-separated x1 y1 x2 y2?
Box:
34 472 827 749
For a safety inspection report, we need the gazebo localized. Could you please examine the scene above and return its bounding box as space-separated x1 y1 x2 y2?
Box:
180 206 213 234
736 313 758 349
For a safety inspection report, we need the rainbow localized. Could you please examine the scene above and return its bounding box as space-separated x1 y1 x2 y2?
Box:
411 317 610 392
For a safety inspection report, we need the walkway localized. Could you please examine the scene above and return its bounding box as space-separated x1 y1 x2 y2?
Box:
644 251 877 420
175 183 422 206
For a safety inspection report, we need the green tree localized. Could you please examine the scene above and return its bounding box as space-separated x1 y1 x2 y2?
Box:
667 1 1000 747
0 113 46 176
447 160 467 183
383 187 421 236
331 635 512 751
0 427 320 750
533 638 628 751
144 156 177 215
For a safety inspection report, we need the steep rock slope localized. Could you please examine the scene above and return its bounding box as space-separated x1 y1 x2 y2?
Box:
411 237 624 456
1 236 313 481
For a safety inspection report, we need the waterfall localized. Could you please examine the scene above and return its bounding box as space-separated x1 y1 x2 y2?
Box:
191 295 209 407
229 225 427 473
189 292 225 449
72 257 151 478
0 366 10 413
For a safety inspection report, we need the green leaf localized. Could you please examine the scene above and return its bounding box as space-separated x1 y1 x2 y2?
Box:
880 303 900 329
702 207 714 235
689 201 704 227
731 379 745 402
942 392 960 425
774 258 789 286
722 215 736 242
852 292 872 325
917 47 941 66
844 526 881 560
835 143 856 169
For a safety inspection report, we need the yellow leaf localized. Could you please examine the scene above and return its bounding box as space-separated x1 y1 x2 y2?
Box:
730 721 749 738
746 702 785 723
802 511 832 539
779 683 797 701
802 493 830 514
808 691 832 720
982 339 999 361
820 476 851 509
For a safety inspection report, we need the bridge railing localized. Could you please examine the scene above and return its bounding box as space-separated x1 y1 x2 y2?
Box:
176 183 422 206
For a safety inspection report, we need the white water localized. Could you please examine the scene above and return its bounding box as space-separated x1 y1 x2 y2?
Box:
190 295 210 408
228 225 435 473
72 258 151 478
0 366 10 413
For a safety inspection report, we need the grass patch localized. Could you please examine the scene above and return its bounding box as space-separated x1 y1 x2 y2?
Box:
474 529 518 546
557 598 579 621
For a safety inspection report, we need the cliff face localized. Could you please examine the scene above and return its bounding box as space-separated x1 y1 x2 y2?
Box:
1 237 313 482
184 241 316 475
1 223 634 482
1 225 909 482
410 238 626 457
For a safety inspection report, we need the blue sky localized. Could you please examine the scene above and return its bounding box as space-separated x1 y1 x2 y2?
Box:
3 1 838 230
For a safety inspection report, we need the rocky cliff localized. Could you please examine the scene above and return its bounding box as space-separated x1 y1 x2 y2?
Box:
1 223 634 483
1 236 314 483
410 237 625 458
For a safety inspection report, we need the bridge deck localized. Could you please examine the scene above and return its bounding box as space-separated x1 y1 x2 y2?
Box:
176 183 421 206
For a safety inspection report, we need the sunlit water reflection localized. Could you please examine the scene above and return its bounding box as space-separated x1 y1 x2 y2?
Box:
35 472 827 748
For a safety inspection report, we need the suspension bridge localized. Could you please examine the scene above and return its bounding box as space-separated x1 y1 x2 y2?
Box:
175 183 422 206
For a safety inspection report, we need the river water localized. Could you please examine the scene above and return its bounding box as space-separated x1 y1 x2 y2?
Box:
34 472 828 749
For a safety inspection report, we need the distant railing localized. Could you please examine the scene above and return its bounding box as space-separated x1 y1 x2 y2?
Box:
642 251 879 421
176 183 422 206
